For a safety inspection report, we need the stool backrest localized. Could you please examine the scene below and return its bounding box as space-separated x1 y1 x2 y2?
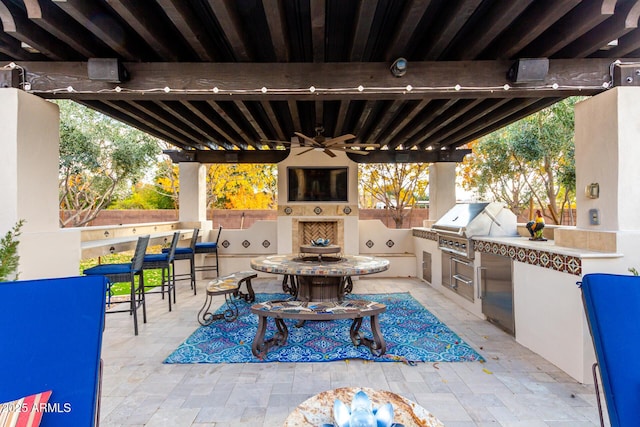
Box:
214 225 223 244
189 228 200 250
166 231 181 261
131 235 150 273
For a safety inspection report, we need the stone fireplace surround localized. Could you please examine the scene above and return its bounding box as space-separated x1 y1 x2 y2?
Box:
292 219 343 251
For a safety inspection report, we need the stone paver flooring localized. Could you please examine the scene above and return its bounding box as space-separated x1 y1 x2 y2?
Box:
100 277 605 426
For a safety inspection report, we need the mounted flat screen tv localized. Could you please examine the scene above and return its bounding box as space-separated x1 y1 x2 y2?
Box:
287 167 348 202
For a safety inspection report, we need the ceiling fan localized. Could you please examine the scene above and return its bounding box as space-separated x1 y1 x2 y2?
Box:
264 127 379 157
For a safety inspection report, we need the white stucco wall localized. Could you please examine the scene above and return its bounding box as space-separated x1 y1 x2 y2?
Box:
0 89 80 279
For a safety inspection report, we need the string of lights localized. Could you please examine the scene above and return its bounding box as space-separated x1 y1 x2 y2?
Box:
1 61 615 95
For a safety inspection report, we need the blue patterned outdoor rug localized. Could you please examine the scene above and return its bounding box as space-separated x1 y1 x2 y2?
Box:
164 292 484 364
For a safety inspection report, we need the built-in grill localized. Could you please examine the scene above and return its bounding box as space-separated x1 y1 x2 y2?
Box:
432 202 518 259
432 202 518 302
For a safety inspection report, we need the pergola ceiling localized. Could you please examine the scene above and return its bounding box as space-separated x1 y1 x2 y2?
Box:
1 0 639 163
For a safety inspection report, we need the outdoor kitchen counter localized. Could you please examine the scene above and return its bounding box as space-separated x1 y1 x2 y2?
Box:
473 235 622 259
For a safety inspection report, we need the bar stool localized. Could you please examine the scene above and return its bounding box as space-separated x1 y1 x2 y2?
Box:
194 225 222 278
163 228 199 295
142 231 180 311
83 235 150 335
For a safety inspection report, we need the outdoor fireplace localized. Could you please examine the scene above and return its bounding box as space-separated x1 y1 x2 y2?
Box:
292 220 344 251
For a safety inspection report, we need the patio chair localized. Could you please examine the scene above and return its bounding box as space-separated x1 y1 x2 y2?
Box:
163 228 199 295
83 234 150 335
195 225 222 278
142 231 180 311
0 275 106 426
579 273 640 427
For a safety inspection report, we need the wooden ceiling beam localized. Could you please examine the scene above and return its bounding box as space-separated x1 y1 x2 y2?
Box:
17 59 619 100
206 100 254 147
206 0 250 61
51 0 150 60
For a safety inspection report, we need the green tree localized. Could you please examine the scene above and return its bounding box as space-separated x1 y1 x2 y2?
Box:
57 100 161 227
359 163 429 228
461 98 579 224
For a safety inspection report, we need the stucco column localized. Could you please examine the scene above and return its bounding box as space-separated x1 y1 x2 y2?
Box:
428 163 457 221
0 89 80 279
574 87 640 231
178 162 212 237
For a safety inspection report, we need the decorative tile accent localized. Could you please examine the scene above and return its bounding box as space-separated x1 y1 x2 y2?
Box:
386 239 395 248
473 238 582 276
284 206 292 215
314 206 323 215
412 229 438 241
366 240 374 248
343 206 352 215
221 240 230 248
242 240 250 248
262 240 271 248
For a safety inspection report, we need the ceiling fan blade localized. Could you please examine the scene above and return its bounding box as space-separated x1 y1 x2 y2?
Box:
324 149 337 158
296 147 316 156
323 134 356 147
334 147 370 155
332 143 380 148
294 132 321 147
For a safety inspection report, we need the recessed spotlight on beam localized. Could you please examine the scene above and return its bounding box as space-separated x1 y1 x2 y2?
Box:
390 58 408 77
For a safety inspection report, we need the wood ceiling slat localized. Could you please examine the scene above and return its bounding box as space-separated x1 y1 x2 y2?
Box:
448 0 535 60
378 99 431 149
132 100 206 144
443 98 562 148
421 0 483 60
314 100 323 130
234 101 266 148
0 32 44 60
600 23 640 56
263 0 289 61
206 0 250 61
0 1 79 60
87 100 192 149
261 101 286 141
349 0 378 61
384 0 432 61
390 99 458 149
522 0 617 58
351 100 376 138
287 100 302 133
51 0 150 60
161 101 234 149
154 0 217 61
484 1 582 59
437 98 545 149
206 100 255 147
407 99 484 149
24 0 110 58
180 100 240 147
425 98 512 148
334 100 349 136
104 0 187 61
557 1 640 58
310 0 325 62
364 100 404 144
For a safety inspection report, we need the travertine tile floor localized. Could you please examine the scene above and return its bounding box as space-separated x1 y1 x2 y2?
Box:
100 277 606 427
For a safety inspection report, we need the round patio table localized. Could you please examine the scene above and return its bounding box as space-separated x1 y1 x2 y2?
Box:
284 386 444 427
250 254 389 302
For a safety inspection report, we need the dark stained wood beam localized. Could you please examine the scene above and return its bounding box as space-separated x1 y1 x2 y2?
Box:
421 0 483 60
384 0 432 61
164 149 290 164
206 0 250 61
24 0 111 59
485 1 581 59
263 0 289 61
387 99 457 150
447 0 535 60
347 149 472 164
310 0 325 62
557 1 640 58
349 0 378 61
17 59 620 100
0 1 79 60
363 100 403 143
51 0 151 60
522 0 617 58
206 100 254 147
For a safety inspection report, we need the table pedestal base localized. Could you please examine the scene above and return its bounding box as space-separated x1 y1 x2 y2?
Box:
296 276 345 301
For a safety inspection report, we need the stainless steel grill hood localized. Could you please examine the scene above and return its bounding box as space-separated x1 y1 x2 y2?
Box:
432 202 518 258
